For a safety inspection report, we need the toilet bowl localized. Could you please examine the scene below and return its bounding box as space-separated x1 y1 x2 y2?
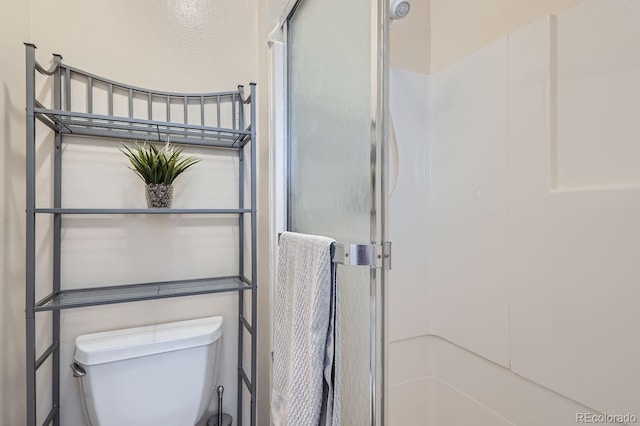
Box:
72 316 223 426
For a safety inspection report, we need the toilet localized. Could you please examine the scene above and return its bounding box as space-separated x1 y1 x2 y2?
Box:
71 316 223 426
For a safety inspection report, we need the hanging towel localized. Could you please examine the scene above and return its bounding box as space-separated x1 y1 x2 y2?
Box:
272 231 341 426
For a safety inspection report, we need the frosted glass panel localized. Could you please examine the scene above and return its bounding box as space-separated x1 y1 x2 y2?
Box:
288 1 372 241
288 0 374 424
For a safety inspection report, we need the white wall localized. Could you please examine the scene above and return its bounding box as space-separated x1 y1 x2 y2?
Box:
389 0 581 74
256 0 274 423
390 0 640 423
0 2 31 425
0 1 260 424
429 0 581 73
390 0 431 74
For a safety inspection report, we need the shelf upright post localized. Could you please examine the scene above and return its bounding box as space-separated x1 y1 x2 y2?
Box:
249 82 257 426
24 42 37 426
52 52 63 426
237 88 246 426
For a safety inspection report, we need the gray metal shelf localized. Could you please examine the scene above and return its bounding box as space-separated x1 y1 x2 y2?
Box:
34 276 251 311
34 107 252 148
25 43 257 426
34 208 251 215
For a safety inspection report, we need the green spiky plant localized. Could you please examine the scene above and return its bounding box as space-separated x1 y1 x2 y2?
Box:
120 141 201 185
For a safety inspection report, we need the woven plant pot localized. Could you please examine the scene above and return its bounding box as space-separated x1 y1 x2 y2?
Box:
145 183 173 208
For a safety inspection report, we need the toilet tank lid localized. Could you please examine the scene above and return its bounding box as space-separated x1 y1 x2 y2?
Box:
74 316 223 366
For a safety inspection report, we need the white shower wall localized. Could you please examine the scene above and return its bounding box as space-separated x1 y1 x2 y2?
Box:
389 0 640 424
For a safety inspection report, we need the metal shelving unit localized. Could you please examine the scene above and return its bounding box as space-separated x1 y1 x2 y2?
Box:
24 43 257 426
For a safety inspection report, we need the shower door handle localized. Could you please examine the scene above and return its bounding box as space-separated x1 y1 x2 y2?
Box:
333 242 392 270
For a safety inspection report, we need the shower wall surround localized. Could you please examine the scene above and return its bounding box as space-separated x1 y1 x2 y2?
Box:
389 0 640 424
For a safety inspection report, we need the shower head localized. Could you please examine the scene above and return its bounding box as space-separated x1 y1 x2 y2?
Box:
390 0 411 20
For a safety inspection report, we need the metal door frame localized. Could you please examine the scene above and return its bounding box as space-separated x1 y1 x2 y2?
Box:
277 0 390 424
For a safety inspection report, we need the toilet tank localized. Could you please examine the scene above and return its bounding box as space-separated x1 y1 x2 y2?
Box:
73 316 223 426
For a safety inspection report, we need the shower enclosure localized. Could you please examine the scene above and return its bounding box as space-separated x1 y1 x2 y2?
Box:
385 0 640 423
284 0 390 424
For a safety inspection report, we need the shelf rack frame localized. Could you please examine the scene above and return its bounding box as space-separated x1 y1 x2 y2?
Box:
24 43 257 426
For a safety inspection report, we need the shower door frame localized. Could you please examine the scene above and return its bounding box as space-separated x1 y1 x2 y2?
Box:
278 0 391 424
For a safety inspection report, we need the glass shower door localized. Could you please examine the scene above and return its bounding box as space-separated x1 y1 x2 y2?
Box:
286 0 389 424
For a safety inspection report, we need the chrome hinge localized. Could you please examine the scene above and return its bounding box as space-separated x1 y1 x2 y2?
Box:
379 241 392 270
333 241 392 270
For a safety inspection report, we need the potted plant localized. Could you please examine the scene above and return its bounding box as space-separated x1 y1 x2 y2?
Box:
120 141 201 208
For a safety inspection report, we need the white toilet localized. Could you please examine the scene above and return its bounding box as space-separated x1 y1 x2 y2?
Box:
71 316 223 426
